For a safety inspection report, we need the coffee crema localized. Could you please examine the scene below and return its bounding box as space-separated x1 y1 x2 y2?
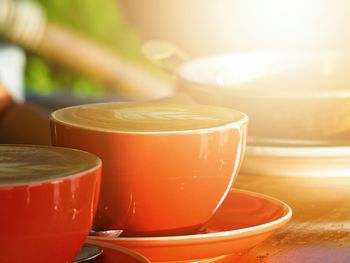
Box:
51 102 246 133
0 145 100 185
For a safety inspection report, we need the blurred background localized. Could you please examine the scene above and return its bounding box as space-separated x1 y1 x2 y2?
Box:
0 0 172 109
2 0 350 109
24 0 152 100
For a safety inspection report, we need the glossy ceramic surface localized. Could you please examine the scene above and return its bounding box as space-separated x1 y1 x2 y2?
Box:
87 189 291 262
242 144 350 177
85 240 150 263
51 103 248 236
0 145 102 263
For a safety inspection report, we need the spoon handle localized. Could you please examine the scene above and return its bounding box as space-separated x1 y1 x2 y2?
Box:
0 0 173 99
74 245 103 263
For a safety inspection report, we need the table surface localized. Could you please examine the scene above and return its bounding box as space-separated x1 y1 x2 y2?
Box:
234 173 350 262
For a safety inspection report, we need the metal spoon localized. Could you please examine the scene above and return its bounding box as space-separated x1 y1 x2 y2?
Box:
73 230 123 262
74 245 103 263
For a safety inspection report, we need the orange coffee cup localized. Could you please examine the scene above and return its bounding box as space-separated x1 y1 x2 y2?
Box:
51 102 248 236
0 145 101 263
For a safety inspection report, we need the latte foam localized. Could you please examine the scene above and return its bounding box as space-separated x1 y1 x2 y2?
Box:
51 102 246 133
0 145 100 185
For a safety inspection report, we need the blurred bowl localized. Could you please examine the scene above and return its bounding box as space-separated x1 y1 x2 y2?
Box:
176 50 350 142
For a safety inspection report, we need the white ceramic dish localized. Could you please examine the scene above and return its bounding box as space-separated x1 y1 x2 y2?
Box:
242 144 350 177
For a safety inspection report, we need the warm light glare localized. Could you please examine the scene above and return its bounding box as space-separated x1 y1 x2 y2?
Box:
232 0 337 50
119 0 350 54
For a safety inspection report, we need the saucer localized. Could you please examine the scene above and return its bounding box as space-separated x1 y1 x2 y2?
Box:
84 240 150 263
242 144 350 177
87 189 291 262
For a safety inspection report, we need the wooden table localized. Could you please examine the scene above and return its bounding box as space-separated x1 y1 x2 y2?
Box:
234 173 350 262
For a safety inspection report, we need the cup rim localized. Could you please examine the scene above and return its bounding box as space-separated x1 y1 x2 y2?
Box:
0 144 102 187
176 49 350 99
50 102 248 135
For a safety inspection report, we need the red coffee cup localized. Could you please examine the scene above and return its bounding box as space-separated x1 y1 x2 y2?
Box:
51 102 248 236
0 145 101 263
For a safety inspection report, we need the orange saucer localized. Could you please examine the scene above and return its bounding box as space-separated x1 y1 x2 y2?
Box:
84 240 150 263
88 189 292 262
